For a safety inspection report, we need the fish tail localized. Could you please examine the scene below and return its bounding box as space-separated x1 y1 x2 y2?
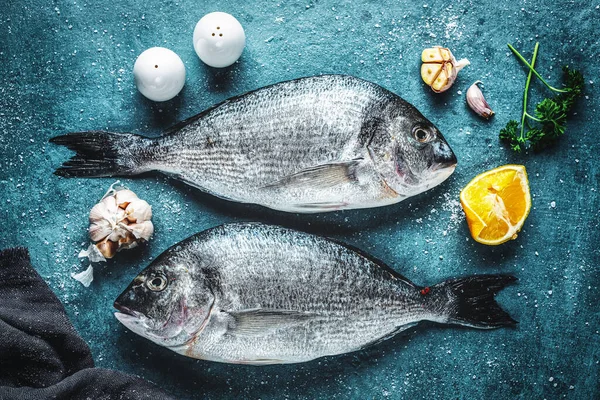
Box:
426 274 517 329
50 131 155 178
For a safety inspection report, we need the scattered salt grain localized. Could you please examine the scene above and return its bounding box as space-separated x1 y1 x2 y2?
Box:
550 201 556 208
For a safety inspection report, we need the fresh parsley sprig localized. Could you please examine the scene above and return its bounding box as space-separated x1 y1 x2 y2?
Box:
499 42 584 152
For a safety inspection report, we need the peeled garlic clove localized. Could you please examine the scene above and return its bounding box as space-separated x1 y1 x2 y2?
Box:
125 199 152 223
431 67 452 92
422 46 449 63
128 220 154 241
96 240 118 259
421 63 443 87
421 46 470 93
115 189 139 209
466 81 495 119
89 219 113 242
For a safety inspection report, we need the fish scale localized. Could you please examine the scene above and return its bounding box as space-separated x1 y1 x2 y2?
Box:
114 223 517 365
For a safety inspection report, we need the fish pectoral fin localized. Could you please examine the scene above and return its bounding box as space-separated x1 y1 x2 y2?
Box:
225 309 319 337
261 159 363 191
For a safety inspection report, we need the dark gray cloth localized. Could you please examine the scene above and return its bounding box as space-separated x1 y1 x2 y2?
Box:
0 247 175 400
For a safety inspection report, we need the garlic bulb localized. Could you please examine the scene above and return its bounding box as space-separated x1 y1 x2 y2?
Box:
466 81 495 119
86 183 154 259
421 46 470 93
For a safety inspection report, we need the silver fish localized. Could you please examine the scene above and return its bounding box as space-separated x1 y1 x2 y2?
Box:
114 223 516 365
51 75 457 213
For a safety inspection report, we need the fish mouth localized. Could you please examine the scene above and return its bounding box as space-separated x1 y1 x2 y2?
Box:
428 162 456 180
114 301 149 333
114 301 144 319
114 311 142 326
431 138 458 169
431 160 457 172
113 297 192 344
113 304 154 341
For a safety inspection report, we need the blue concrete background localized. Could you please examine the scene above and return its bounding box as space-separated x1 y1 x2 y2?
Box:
1 0 598 398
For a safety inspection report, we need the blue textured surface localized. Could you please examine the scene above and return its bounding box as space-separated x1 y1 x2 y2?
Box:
1 0 599 398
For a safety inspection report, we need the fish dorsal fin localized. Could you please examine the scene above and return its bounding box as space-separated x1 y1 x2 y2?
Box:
261 159 363 191
226 309 318 337
162 114 202 136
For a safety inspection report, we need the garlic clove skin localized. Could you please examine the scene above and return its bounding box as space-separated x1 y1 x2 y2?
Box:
107 225 129 242
119 231 138 248
466 81 495 119
89 202 108 223
121 240 139 251
89 219 113 242
114 189 139 209
101 195 118 215
128 220 154 241
71 265 94 287
125 199 152 223
78 243 107 263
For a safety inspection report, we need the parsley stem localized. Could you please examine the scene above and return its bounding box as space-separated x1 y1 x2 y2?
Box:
508 43 568 94
520 43 539 142
524 112 541 122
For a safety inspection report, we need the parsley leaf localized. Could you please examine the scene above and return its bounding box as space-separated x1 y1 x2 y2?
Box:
500 43 584 152
499 120 522 152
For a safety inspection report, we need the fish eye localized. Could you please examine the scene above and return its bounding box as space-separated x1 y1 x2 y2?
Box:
413 126 434 143
147 274 168 292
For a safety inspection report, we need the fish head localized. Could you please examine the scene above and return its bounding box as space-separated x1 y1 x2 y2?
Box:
113 255 214 349
369 106 457 197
